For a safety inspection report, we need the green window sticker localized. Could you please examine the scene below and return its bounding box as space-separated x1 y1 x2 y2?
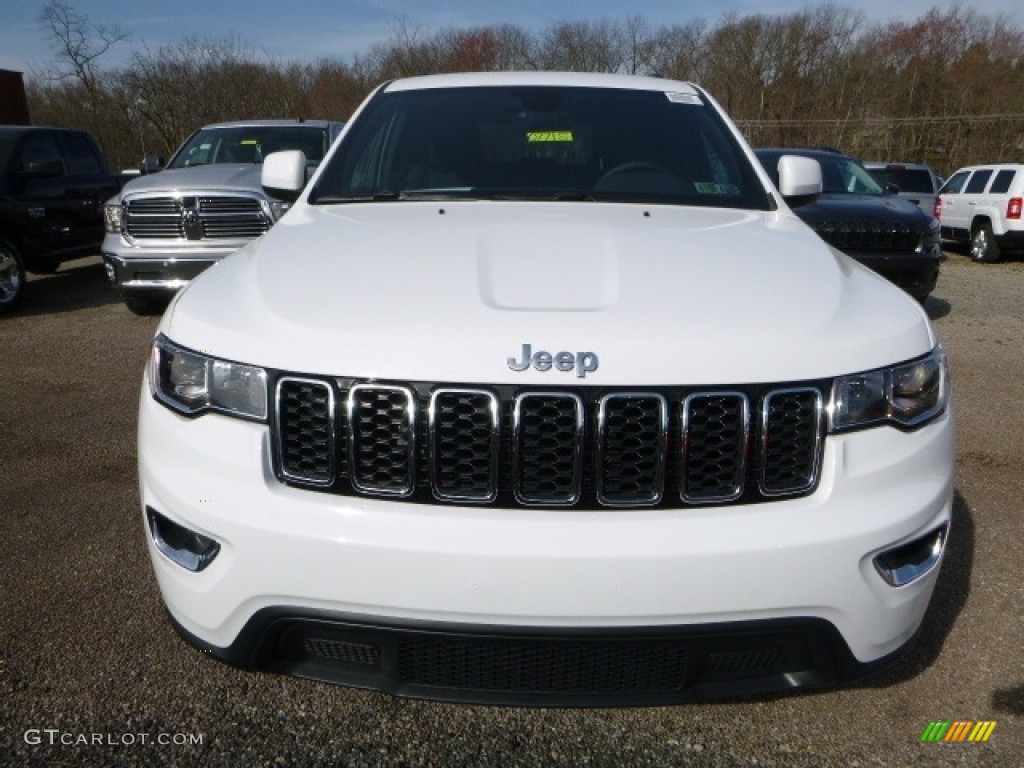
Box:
526 131 574 143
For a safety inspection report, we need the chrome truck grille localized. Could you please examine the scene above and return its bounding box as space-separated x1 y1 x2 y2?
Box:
272 379 826 509
123 194 271 240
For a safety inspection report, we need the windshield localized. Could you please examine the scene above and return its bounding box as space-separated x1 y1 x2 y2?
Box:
168 125 329 169
310 85 771 209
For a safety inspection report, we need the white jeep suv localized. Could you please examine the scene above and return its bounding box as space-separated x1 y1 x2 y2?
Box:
139 72 954 706
938 162 1024 262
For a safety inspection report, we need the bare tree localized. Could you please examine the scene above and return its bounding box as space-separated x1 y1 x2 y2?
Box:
38 0 127 148
39 0 127 92
536 20 624 72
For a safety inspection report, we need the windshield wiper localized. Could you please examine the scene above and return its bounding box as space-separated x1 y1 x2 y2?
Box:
468 189 599 202
312 192 404 204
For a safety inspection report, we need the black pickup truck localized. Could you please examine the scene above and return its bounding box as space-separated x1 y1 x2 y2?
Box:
1 126 121 312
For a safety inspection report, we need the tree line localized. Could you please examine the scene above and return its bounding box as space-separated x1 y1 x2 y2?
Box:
25 1 1024 176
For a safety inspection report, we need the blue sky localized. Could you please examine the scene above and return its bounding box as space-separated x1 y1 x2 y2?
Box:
2 0 1022 76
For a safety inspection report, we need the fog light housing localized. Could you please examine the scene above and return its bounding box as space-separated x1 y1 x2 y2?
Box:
147 506 220 572
874 523 948 587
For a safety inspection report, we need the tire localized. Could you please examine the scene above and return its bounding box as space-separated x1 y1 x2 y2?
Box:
0 240 26 314
124 295 168 316
969 222 1002 263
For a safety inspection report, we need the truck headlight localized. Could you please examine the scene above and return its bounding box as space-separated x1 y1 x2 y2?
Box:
150 335 267 420
831 346 948 431
104 203 123 233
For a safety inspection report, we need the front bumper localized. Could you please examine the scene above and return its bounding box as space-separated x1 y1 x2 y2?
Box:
139 381 955 704
102 236 241 295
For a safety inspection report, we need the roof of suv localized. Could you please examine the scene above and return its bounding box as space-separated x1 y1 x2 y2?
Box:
382 71 700 94
198 119 341 130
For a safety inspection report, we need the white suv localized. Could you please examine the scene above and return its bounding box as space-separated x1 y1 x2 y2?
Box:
139 72 954 706
937 163 1024 262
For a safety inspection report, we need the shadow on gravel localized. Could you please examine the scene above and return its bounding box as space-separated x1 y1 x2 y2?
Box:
16 256 123 316
992 684 1024 715
922 294 951 322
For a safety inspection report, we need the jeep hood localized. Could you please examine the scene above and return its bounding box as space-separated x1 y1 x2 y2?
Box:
162 202 936 385
117 165 264 198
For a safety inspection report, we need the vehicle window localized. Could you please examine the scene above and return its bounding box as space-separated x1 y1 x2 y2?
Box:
168 126 329 169
989 169 1016 195
17 134 64 175
312 86 772 210
816 156 883 195
964 169 992 194
867 168 933 193
60 133 102 175
941 171 970 194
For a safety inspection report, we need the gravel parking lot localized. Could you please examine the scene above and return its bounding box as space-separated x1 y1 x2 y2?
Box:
1 251 1021 767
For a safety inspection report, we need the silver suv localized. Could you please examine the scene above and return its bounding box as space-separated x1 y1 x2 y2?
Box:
863 161 943 217
103 119 343 314
937 163 1024 262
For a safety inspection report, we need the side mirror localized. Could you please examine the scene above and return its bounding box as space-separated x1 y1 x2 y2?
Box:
140 155 165 175
262 150 307 202
884 183 900 195
777 155 822 208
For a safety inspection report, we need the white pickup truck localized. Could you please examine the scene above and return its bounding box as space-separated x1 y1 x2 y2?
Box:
139 72 954 706
103 119 343 314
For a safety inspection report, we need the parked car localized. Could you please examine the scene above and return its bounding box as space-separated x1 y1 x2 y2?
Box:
863 161 944 217
937 163 1024 263
102 119 344 314
756 148 943 301
0 125 121 312
139 72 954 706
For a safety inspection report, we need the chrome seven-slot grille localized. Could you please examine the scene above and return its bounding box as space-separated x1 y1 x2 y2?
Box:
273 378 826 509
124 194 271 240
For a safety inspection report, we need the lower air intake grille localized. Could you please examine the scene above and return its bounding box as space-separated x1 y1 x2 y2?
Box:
273 379 826 509
261 616 840 705
399 637 688 694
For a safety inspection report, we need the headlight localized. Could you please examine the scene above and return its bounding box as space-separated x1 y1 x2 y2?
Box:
149 335 267 420
103 203 123 233
831 346 948 431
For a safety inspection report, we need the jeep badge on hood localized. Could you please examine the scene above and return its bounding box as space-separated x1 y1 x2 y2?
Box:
507 343 599 378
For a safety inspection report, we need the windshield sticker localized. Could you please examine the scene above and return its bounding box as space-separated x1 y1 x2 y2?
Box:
665 92 703 105
526 131 574 143
241 139 258 145
694 181 740 196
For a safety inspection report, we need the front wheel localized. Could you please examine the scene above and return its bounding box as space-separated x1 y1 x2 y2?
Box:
969 222 1001 263
0 240 26 314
